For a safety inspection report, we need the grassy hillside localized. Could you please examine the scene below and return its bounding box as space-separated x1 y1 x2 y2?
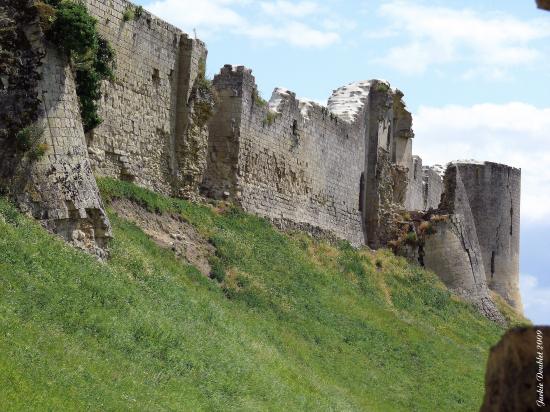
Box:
0 178 512 411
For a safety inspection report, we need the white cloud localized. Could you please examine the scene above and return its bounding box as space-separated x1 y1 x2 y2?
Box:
413 103 550 223
260 1 320 17
240 22 340 47
460 67 511 82
375 1 550 75
321 17 357 32
148 0 245 31
520 274 550 325
147 0 339 47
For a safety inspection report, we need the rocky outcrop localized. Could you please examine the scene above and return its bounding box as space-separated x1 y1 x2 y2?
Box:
481 327 549 411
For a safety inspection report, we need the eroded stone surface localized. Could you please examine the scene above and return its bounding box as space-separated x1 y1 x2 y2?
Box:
423 216 504 324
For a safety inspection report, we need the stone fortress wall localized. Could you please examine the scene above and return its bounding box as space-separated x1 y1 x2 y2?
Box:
82 0 208 198
403 160 522 320
204 65 367 245
421 163 512 322
0 0 522 318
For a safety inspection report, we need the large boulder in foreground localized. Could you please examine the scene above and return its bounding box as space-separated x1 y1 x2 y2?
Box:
481 326 549 411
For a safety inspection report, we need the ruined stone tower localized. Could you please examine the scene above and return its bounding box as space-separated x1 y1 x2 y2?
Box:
450 162 522 311
419 163 505 322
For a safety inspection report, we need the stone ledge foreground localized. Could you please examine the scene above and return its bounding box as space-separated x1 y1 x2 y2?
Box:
481 327 550 411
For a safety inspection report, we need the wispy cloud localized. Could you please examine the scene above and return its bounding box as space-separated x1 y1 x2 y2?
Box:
520 274 550 325
147 0 245 30
146 0 339 47
413 102 550 223
260 1 320 18
240 22 339 48
373 1 550 76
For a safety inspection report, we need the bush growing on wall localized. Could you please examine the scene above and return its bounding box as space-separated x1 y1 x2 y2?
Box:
15 125 48 160
40 0 115 132
192 58 217 127
122 5 134 21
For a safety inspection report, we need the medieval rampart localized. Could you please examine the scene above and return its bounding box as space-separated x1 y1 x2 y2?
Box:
204 66 366 245
0 0 522 319
83 0 207 197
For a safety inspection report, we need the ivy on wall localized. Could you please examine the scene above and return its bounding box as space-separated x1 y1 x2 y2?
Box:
39 0 115 132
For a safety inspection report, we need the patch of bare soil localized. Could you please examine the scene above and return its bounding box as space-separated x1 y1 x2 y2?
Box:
110 199 214 276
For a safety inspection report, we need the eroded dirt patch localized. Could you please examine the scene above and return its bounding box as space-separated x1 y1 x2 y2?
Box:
111 199 214 276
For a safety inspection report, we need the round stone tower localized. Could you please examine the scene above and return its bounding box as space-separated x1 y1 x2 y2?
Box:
453 161 522 312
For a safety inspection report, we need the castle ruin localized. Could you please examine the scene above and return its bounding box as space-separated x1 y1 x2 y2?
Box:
0 0 521 321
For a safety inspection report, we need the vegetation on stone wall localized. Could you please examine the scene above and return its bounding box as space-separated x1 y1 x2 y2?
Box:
192 58 217 128
34 1 56 31
263 110 280 126
254 90 284 127
195 58 213 93
135 6 144 19
389 211 447 260
122 6 134 21
40 0 115 132
374 82 390 93
252 89 268 107
122 5 143 22
15 125 48 160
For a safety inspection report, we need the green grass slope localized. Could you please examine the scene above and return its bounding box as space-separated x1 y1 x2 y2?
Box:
0 179 510 411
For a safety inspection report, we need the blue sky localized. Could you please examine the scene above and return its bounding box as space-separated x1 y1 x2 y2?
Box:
137 0 550 324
